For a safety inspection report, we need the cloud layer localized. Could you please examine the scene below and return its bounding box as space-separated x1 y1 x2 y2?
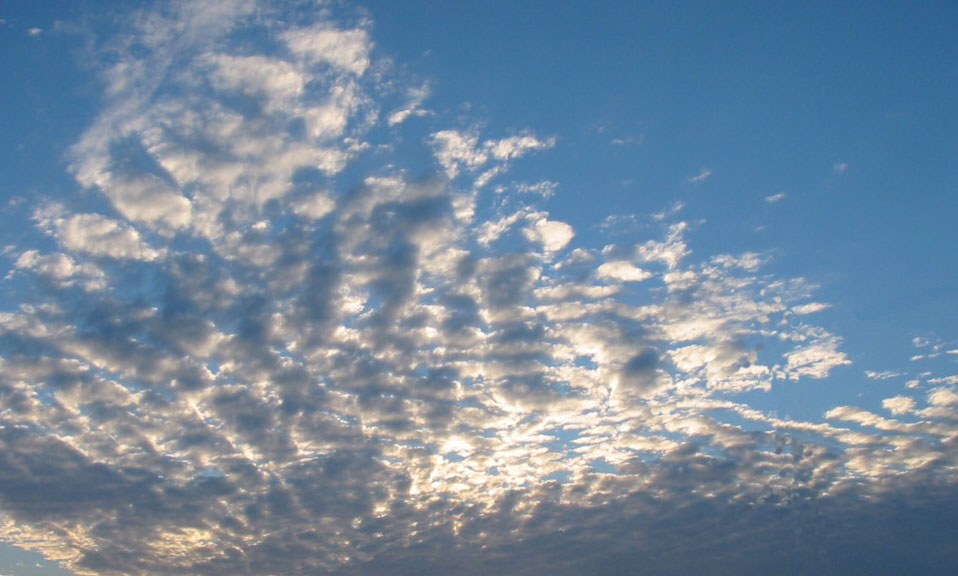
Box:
2 2 957 574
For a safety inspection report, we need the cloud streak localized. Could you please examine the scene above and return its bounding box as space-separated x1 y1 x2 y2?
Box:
688 167 712 183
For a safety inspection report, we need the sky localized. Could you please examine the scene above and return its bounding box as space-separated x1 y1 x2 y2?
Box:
0 1 956 574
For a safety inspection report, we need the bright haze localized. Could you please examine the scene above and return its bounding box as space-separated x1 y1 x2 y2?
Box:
1 1 956 575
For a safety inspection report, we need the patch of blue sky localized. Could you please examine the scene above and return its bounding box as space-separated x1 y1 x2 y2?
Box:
0 542 75 576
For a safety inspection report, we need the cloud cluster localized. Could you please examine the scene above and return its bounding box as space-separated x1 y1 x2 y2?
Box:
1 2 956 574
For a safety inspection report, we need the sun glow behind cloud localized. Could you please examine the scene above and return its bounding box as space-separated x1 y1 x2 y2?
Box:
1 2 958 575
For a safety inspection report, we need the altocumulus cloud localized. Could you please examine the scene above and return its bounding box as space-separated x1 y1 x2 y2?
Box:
2 2 958 575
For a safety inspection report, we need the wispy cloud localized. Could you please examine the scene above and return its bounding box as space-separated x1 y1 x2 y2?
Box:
387 84 432 126
600 213 638 234
688 167 711 183
765 192 786 203
866 370 902 380
514 180 558 198
610 134 644 146
431 129 555 186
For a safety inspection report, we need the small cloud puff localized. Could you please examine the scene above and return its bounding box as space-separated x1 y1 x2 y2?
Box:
882 395 915 415
765 192 786 203
524 217 574 256
596 260 652 283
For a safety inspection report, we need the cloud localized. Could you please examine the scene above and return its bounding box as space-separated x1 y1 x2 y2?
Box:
631 221 689 269
12 250 106 291
387 84 431 126
431 129 555 185
783 335 852 379
599 213 638 234
514 180 558 198
765 192 786 203
688 167 711 183
281 24 372 75
431 129 487 179
610 134 643 146
928 386 958 406
34 206 165 261
791 302 830 315
66 0 374 245
524 217 574 256
596 260 652 283
866 370 901 380
883 395 916 415
1 2 956 575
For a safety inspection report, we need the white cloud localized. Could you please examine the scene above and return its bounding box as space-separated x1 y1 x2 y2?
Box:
596 260 652 283
67 4 377 247
15 251 78 279
865 370 901 380
882 395 916 415
631 221 689 269
205 53 306 109
13 250 105 291
652 201 685 221
281 25 372 75
387 84 431 125
35 208 164 261
487 133 556 161
430 129 554 184
71 165 193 232
928 387 958 406
290 191 336 220
525 218 574 255
708 251 765 272
431 129 487 179
783 335 852 379
600 213 638 234
765 192 786 203
515 180 558 198
791 302 830 315
476 209 526 245
688 167 711 183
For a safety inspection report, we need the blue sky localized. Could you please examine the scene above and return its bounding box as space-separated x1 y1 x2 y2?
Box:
1 1 956 574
